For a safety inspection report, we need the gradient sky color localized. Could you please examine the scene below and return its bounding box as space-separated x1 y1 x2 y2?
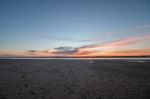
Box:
0 0 150 57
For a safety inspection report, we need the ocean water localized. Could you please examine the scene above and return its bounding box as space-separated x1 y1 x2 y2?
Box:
0 57 150 62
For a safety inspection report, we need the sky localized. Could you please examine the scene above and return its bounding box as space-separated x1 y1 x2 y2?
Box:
0 0 150 57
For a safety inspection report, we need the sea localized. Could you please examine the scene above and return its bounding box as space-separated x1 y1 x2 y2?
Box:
0 57 150 62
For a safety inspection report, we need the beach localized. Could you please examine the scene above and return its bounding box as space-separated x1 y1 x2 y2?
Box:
0 59 150 99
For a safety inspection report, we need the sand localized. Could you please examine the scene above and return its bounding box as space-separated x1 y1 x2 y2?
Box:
0 59 150 99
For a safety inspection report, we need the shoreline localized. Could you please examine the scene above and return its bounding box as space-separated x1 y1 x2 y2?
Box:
0 57 150 60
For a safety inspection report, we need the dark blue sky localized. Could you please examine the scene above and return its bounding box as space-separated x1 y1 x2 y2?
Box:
0 0 150 56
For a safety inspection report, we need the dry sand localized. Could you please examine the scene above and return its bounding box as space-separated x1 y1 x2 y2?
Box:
0 59 150 99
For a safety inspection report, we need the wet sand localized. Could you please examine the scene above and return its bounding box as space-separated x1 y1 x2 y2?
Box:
0 59 150 99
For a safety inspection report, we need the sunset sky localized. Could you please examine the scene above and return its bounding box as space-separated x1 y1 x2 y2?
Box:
0 0 150 57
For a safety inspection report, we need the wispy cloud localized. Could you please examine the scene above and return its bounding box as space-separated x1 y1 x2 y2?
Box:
1 34 150 57
54 47 75 51
26 49 53 57
41 35 81 42
82 23 150 42
78 34 150 49
72 35 150 56
24 34 150 57
126 24 150 31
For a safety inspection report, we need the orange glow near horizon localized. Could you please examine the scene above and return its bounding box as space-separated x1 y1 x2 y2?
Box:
0 48 150 57
0 35 150 57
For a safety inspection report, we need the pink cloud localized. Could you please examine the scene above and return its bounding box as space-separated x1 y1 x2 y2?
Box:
1 35 150 57
78 35 150 49
24 34 150 57
72 35 150 56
